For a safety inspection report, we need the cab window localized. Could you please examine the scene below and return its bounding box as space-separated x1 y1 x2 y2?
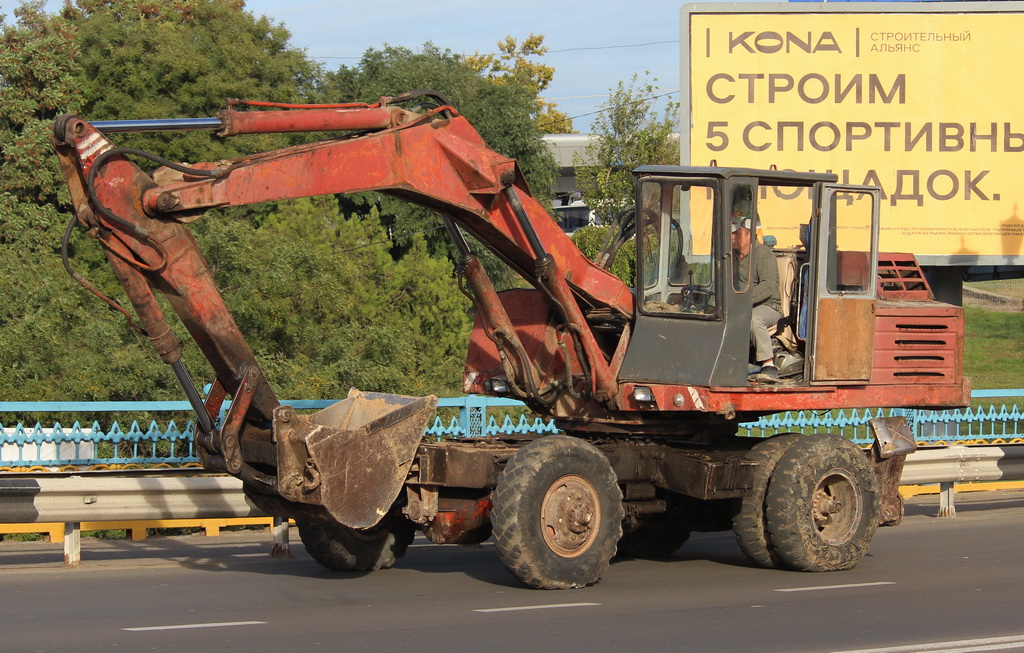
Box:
638 178 717 316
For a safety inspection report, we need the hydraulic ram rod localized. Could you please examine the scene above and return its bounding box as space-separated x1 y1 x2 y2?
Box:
90 106 407 136
90 118 224 133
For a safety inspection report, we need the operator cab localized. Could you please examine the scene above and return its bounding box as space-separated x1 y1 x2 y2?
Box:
617 166 881 388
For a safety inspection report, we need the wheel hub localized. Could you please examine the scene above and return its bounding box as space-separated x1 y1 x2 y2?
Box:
811 471 863 545
541 474 601 558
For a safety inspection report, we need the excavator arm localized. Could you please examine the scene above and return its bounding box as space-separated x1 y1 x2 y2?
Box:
52 95 633 528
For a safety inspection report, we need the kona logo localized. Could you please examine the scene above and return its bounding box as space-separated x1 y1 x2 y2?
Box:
729 31 843 54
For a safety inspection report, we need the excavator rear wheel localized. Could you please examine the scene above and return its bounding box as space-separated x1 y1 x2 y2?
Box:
491 435 623 589
764 434 880 572
731 433 803 568
297 513 415 572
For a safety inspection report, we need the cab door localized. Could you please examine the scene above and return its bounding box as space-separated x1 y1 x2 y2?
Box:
618 174 752 388
807 184 881 383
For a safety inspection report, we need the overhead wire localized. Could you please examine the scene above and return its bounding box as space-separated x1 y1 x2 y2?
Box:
308 37 679 60
536 89 679 132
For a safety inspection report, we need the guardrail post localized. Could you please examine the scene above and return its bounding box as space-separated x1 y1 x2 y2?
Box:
271 517 290 557
64 522 81 567
939 482 957 518
460 395 489 438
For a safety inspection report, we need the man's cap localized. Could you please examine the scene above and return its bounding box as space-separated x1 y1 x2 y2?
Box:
731 217 752 233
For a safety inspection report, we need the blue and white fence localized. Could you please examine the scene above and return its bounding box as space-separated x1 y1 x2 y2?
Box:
1 391 1020 469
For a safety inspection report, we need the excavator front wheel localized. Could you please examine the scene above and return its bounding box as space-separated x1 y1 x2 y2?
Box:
491 435 623 589
297 512 416 572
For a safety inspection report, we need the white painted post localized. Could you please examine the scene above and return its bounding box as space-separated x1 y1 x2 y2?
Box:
64 522 81 567
271 517 291 557
938 481 957 518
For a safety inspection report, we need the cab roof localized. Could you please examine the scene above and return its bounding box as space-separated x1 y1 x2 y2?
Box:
633 165 838 187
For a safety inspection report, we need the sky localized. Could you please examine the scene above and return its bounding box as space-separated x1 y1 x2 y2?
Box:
236 0 728 133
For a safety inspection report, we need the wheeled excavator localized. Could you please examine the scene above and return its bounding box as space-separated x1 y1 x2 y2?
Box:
53 92 969 588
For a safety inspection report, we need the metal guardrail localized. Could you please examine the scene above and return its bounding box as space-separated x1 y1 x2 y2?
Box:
900 443 1024 517
901 444 1024 485
0 390 1020 565
0 473 285 566
2 444 1021 566
2 391 1021 469
0 395 559 468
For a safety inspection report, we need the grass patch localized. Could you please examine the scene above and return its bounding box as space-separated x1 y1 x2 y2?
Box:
83 529 127 540
1 533 43 542
964 307 1024 396
965 278 1024 299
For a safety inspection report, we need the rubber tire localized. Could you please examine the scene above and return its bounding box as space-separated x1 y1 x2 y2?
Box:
616 511 691 559
765 434 880 572
732 434 803 568
298 514 416 572
491 435 624 589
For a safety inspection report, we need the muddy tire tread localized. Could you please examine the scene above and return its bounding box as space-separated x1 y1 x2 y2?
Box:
764 434 880 572
297 515 415 572
732 434 803 568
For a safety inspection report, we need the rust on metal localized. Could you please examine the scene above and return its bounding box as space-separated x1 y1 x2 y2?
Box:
415 440 517 489
422 495 493 545
604 445 755 500
869 416 917 460
869 416 916 527
216 106 409 137
617 380 971 417
218 366 262 475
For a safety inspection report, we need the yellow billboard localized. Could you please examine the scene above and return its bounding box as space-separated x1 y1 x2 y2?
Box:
684 3 1024 264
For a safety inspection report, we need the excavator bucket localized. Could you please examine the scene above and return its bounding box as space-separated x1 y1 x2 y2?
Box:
273 389 438 529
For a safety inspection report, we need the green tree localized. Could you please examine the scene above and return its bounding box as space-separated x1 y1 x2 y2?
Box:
0 2 549 408
318 43 558 280
0 1 81 251
466 34 574 134
571 224 635 285
574 73 679 223
195 209 471 398
0 206 471 409
0 0 345 409
68 0 320 164
1 0 319 251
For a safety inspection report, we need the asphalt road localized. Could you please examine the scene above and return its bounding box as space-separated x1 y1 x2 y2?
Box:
2 490 1023 653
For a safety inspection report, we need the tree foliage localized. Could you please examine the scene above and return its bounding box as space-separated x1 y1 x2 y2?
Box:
316 42 558 284
68 0 320 164
570 225 635 286
0 209 470 404
0 2 82 250
466 34 574 134
195 210 471 398
0 0 562 406
574 73 679 222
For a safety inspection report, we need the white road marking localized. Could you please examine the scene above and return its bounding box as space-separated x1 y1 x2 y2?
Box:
775 581 896 593
473 602 601 613
831 634 1024 653
123 621 266 632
